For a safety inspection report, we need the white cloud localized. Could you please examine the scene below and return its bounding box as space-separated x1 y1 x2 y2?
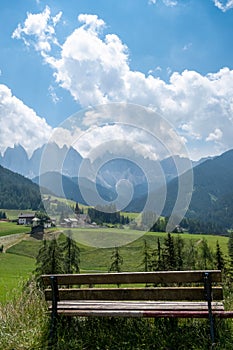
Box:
12 6 62 55
0 84 52 156
13 9 233 160
148 0 178 6
206 128 223 142
48 85 60 104
213 0 233 11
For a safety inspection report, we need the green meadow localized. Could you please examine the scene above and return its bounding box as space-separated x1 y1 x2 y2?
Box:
0 223 233 349
0 226 229 302
0 221 31 236
0 253 34 303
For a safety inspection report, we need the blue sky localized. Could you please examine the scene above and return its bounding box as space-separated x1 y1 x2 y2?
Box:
0 0 233 160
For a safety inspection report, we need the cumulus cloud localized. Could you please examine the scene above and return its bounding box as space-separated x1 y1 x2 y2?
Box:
12 5 62 55
0 84 52 156
13 8 233 160
148 0 178 6
206 128 223 142
213 0 233 11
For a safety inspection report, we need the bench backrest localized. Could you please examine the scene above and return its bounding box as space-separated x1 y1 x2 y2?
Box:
42 270 223 302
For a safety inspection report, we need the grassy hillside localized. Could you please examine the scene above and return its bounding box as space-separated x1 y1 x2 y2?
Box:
0 253 34 303
1 228 233 349
0 221 31 236
0 209 34 220
6 229 229 271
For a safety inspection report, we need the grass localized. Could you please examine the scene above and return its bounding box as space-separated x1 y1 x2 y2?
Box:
0 282 49 350
1 281 233 349
7 237 42 258
0 227 230 302
0 221 31 236
5 229 230 274
0 253 35 303
0 209 34 221
1 226 233 349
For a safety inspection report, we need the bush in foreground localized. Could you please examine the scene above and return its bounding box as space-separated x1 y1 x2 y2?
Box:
0 281 49 350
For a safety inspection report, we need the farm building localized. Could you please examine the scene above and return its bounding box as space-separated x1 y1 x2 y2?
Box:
18 213 35 225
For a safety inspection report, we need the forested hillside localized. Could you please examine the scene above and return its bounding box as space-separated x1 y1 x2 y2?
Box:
0 165 42 210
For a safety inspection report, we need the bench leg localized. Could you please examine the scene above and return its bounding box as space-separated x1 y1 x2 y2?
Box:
204 272 215 347
49 276 59 346
49 313 57 346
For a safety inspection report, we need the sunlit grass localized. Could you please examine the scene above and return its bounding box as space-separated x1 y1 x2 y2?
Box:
0 253 35 303
0 221 30 236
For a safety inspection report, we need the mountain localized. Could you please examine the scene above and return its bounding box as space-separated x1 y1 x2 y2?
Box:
1 144 30 175
0 143 83 179
33 172 115 205
0 165 42 210
124 148 233 232
162 149 233 229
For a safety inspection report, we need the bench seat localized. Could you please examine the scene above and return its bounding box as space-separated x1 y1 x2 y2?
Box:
42 270 233 346
50 300 228 318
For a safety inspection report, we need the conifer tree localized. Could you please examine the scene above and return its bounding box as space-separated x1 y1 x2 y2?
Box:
215 241 225 271
198 239 213 269
228 232 233 269
62 230 80 274
150 238 163 271
109 247 123 273
163 233 176 270
34 237 64 285
175 235 184 271
185 240 197 269
142 239 151 272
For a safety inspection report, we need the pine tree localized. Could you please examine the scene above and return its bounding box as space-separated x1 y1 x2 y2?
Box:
198 239 213 269
109 247 123 273
142 239 151 272
228 232 233 269
150 238 163 271
163 233 176 270
185 240 197 269
175 235 184 271
215 241 225 271
34 237 64 285
62 230 80 274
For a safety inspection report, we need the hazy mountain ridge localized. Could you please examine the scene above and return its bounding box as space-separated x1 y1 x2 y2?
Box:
0 143 197 189
2 143 232 230
162 149 233 229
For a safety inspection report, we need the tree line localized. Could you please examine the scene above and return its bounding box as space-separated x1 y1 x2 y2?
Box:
0 211 7 219
34 231 233 282
87 204 130 226
34 230 80 285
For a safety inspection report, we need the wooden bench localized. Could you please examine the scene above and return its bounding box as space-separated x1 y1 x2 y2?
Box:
42 270 233 346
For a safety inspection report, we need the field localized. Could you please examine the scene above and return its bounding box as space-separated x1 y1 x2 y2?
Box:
0 221 31 236
0 223 233 349
0 209 34 220
0 221 230 302
0 253 35 303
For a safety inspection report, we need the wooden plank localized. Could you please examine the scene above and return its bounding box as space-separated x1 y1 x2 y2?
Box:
42 270 222 286
53 309 232 318
44 286 223 301
53 301 224 311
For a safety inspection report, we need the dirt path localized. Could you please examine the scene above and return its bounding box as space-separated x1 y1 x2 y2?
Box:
0 233 27 252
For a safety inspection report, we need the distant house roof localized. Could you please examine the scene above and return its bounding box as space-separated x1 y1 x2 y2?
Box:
32 217 40 221
18 214 35 219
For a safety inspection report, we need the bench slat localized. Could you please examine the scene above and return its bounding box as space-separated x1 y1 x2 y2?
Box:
45 286 223 301
53 309 233 318
42 270 222 286
53 301 224 311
